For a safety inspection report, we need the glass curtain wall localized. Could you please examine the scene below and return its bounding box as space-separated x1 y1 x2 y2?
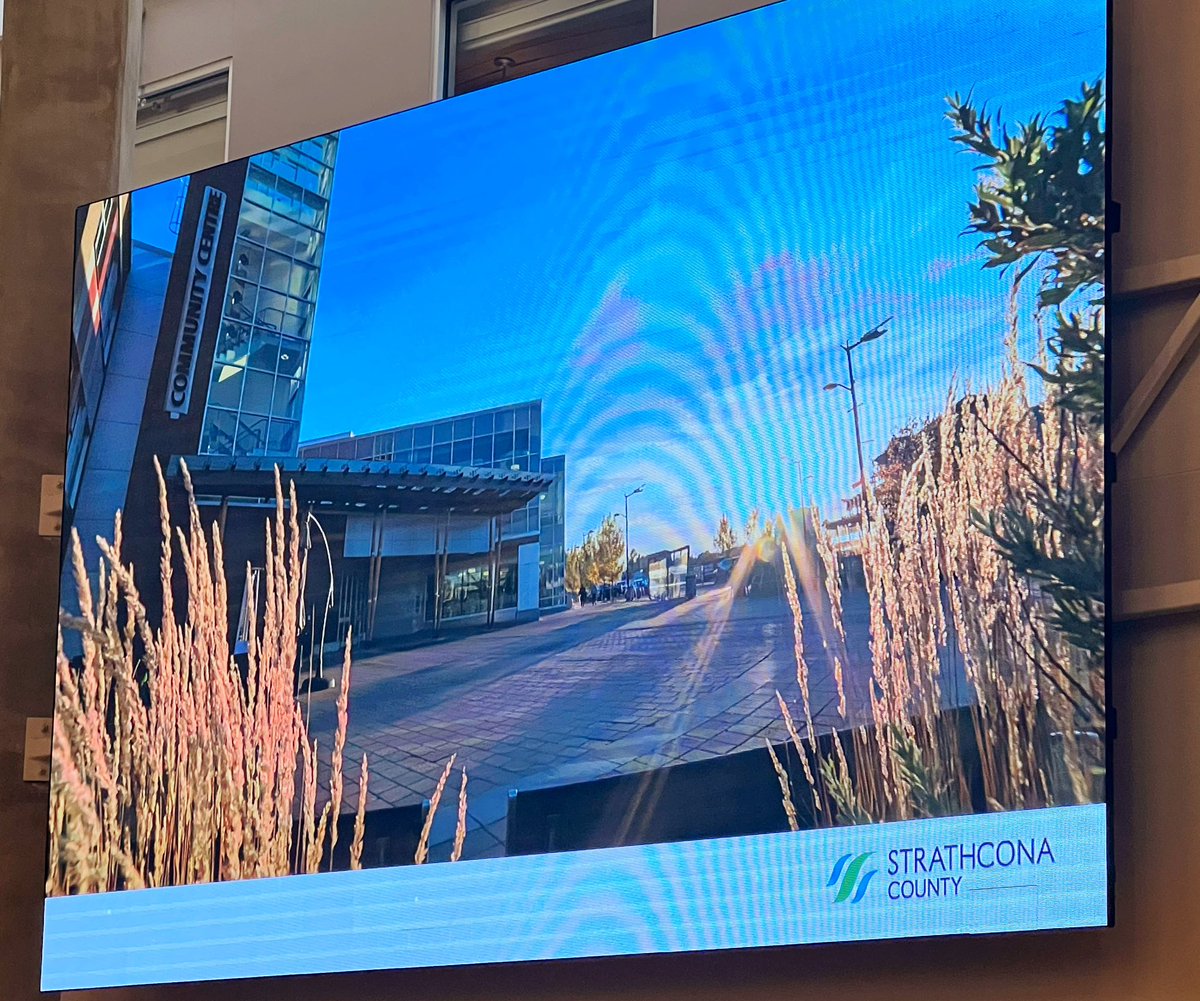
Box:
539 454 566 609
67 195 131 509
201 135 338 457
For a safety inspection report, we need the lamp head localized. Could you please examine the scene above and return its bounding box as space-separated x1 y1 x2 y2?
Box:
856 316 892 346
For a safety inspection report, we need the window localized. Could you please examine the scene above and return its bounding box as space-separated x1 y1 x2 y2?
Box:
446 0 654 97
133 68 230 189
431 564 517 621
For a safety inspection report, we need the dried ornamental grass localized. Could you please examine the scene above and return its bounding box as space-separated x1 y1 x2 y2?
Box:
48 462 374 895
415 754 460 865
772 335 1104 828
350 753 369 871
765 740 799 833
450 768 470 864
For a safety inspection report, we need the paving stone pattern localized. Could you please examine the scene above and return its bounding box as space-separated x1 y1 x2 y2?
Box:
306 583 895 861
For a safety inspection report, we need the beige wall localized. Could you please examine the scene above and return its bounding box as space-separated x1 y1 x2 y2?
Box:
1 0 1198 999
1109 3 1200 600
136 0 776 168
140 0 442 162
655 0 773 36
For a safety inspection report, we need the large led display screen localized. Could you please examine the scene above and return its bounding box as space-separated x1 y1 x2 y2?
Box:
44 0 1109 989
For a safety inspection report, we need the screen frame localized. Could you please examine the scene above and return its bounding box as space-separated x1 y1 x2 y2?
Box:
49 0 1116 989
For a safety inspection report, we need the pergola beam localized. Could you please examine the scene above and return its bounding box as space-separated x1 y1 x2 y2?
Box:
1115 578 1200 620
1111 286 1200 453
1114 252 1200 298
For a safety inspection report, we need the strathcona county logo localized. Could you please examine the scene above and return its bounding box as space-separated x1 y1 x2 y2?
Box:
885 835 1055 900
828 851 877 903
826 836 1057 908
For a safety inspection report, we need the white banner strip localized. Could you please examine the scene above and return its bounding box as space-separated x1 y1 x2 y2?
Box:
42 804 1108 990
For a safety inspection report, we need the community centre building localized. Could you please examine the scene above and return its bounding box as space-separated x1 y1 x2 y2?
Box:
63 139 567 652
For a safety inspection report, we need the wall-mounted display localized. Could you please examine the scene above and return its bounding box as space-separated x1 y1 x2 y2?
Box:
43 0 1109 989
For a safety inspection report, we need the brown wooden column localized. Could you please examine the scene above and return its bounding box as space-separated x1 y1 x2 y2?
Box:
433 510 452 634
485 516 496 626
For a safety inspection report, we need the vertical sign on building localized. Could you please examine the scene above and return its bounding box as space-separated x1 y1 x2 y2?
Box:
164 186 226 418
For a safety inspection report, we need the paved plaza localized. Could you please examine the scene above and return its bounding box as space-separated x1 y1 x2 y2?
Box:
306 582 877 861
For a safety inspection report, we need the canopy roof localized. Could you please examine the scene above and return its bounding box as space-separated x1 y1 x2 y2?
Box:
166 454 554 517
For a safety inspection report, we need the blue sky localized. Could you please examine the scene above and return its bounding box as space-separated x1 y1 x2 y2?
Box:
138 0 1106 555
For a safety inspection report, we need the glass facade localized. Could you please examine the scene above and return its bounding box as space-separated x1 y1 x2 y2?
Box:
430 564 517 622
307 401 540 471
300 400 567 610
538 454 566 609
67 194 131 510
200 135 338 457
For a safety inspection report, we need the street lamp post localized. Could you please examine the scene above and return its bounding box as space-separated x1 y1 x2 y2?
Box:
788 458 817 513
623 485 645 589
824 317 890 522
611 512 627 596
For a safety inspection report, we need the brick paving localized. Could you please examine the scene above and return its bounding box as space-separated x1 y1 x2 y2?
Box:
305 583 878 862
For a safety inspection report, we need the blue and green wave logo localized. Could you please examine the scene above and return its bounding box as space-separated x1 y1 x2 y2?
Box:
828 852 877 903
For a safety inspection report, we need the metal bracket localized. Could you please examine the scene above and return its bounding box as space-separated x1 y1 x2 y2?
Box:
24 718 52 782
39 474 64 538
